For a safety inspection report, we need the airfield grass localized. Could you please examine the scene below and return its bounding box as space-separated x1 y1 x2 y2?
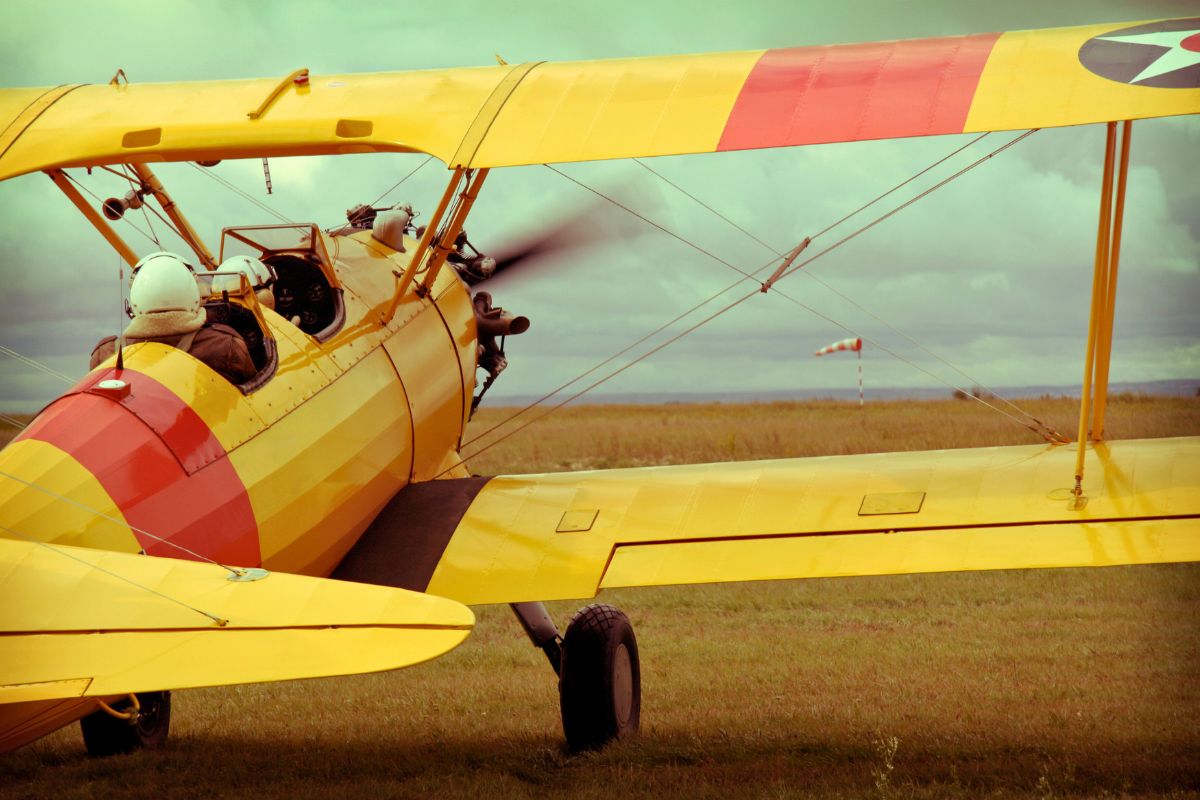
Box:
2 395 1198 799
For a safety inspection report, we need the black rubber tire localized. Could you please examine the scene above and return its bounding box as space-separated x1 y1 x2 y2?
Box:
80 691 171 757
559 603 640 752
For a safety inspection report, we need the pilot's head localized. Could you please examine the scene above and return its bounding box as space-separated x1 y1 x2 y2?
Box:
216 255 278 310
124 252 206 339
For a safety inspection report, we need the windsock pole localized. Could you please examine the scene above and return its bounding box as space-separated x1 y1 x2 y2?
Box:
857 348 863 409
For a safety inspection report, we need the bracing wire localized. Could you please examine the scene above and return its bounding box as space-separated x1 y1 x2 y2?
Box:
62 171 161 250
0 469 246 577
371 155 434 207
455 129 1051 469
188 162 294 225
324 155 437 232
0 413 28 430
138 200 192 247
0 344 74 384
464 133 1033 451
592 131 1058 438
118 165 163 247
640 133 1063 440
0 522 228 627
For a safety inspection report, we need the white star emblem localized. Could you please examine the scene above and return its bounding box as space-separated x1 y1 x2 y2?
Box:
1095 26 1200 83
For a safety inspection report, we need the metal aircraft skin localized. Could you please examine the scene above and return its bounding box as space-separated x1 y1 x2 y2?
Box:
1 16 1198 754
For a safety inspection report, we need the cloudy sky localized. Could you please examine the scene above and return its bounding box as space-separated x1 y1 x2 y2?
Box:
0 0 1197 411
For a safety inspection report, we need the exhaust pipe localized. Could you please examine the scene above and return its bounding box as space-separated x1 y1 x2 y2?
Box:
473 291 529 338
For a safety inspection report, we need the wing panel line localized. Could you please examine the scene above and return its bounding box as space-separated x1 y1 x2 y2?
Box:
452 61 545 168
606 510 1200 550
0 84 84 161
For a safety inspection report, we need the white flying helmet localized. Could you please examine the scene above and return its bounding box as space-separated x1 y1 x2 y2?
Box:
124 252 206 339
214 255 278 309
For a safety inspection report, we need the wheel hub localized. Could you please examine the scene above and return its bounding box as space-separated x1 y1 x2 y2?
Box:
613 642 633 726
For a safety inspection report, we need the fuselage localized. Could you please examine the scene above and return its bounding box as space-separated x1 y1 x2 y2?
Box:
0 224 479 750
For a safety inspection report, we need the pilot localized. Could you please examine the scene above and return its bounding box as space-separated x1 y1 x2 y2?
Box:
89 252 258 384
215 255 277 310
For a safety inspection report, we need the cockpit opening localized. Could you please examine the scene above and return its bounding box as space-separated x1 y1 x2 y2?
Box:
219 224 345 341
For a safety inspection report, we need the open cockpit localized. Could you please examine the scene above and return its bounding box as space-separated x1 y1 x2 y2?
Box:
219 224 345 342
178 223 346 392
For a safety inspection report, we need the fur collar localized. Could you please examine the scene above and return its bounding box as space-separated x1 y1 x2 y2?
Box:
124 309 206 339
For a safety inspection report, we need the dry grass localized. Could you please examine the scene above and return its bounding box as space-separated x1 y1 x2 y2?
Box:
2 395 1198 799
461 394 1199 474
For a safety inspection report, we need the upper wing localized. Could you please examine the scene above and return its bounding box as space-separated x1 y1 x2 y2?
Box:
334 436 1200 605
0 537 473 704
2 18 1198 181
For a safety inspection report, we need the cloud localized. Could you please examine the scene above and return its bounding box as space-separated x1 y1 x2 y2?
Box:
0 0 1196 411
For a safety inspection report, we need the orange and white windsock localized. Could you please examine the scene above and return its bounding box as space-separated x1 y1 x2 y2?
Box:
814 337 862 356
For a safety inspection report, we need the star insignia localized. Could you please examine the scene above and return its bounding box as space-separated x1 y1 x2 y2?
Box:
1078 18 1200 89
1095 26 1200 84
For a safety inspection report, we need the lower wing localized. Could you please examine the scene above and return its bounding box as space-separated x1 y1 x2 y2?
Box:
0 537 473 705
335 436 1200 605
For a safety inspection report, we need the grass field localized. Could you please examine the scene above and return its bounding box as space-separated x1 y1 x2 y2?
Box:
2 395 1198 799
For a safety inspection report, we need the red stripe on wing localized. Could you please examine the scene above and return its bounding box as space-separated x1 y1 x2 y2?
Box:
18 371 260 566
718 33 1001 151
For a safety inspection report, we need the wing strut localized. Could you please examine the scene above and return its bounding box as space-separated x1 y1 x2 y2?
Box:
387 166 465 319
128 163 218 269
1091 121 1132 440
1071 119 1132 509
45 169 138 267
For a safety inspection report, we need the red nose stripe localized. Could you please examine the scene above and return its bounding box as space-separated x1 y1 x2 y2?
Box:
718 32 1001 151
17 371 260 566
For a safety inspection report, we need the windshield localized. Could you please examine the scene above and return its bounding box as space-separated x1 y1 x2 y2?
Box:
219 224 329 265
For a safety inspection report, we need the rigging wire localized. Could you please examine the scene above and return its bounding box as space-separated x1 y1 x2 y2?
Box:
98 164 140 185
751 131 1068 441
371 155 434 207
463 133 1025 449
588 131 1058 438
460 251 787 449
139 201 162 247
138 200 192 248
62 171 161 250
638 135 1063 440
0 344 74 384
0 521 228 627
0 413 28 430
119 164 162 247
187 162 294 225
0 469 245 577
455 129 1050 468
547 165 762 283
323 155 436 232
464 130 1042 451
635 132 988 248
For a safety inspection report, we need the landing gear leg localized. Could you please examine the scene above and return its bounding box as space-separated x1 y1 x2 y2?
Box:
80 691 171 757
559 604 640 752
510 601 563 674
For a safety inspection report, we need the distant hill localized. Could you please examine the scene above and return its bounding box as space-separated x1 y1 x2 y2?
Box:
488 379 1200 407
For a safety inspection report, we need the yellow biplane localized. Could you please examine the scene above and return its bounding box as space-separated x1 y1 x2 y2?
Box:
1 16 1198 755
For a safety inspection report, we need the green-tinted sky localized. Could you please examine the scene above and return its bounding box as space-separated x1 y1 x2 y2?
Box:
0 0 1196 408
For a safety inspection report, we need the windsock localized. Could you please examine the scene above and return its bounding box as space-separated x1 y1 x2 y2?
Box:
814 337 862 356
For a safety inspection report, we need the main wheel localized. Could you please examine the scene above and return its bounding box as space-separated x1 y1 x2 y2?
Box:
559 604 640 752
80 691 171 757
